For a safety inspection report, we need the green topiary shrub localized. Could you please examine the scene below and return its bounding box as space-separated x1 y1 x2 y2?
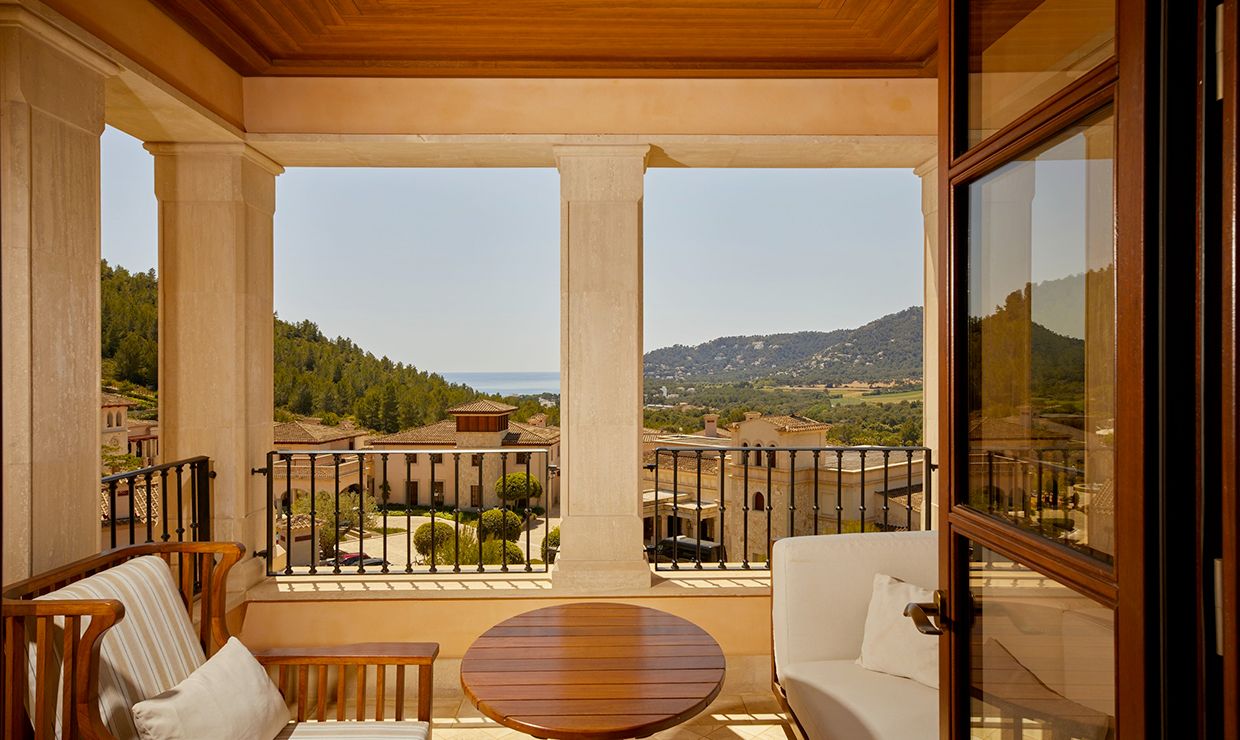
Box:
413 520 458 556
478 509 522 542
540 526 560 563
494 472 542 501
478 539 525 565
426 524 478 566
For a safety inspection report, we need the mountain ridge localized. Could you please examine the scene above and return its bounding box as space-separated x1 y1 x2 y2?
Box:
643 306 924 385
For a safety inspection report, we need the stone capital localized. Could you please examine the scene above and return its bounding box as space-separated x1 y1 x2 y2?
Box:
912 155 937 179
144 142 285 176
554 144 650 202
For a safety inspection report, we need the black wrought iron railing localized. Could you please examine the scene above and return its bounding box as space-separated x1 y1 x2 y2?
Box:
257 448 555 577
967 448 1112 562
645 445 933 571
100 456 214 549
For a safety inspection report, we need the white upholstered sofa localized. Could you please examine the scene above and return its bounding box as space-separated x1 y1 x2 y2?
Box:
3 542 435 740
771 531 939 740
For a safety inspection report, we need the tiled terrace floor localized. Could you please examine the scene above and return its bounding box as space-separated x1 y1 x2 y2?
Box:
432 692 795 739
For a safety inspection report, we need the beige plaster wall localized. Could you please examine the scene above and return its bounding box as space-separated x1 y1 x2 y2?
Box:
238 592 773 695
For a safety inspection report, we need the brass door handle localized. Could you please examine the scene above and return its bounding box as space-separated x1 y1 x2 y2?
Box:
903 590 945 635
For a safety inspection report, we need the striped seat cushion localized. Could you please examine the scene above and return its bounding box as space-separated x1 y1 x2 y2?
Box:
28 555 206 739
275 721 430 739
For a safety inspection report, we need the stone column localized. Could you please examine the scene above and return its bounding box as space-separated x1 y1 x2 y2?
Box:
914 158 941 529
0 7 118 582
553 145 651 592
147 143 282 590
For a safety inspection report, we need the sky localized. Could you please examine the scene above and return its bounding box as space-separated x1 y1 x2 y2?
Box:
101 127 925 373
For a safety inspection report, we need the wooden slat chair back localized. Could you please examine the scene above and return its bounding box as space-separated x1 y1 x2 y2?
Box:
2 543 238 740
2 542 438 740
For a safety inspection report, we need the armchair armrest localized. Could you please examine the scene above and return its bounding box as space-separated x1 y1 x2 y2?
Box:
252 642 439 724
2 597 125 740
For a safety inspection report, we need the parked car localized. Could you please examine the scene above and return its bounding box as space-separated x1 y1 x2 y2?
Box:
322 551 388 568
645 535 726 564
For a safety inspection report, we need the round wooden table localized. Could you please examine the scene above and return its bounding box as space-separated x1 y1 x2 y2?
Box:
460 603 725 739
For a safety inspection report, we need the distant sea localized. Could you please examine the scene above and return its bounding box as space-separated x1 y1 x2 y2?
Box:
442 371 560 396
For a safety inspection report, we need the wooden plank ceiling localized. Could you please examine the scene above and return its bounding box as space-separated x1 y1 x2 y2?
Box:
144 0 939 78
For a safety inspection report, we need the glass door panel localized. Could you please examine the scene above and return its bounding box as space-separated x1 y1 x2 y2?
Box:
967 0 1115 148
965 106 1116 565
967 541 1116 739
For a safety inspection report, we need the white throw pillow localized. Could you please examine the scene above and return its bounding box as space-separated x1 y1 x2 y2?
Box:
131 637 290 740
856 572 939 689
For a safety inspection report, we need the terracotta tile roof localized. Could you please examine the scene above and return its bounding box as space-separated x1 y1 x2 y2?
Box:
504 422 561 446
273 420 368 445
730 414 830 433
99 480 158 523
101 393 135 408
369 420 458 445
448 399 518 414
642 450 722 475
371 419 560 447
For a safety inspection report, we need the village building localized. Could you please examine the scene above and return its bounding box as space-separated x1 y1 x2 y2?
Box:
270 419 370 502
369 400 560 511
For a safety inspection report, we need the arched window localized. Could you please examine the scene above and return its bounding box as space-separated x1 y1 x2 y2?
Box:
106 412 114 428
767 449 777 468
752 444 763 466
753 492 765 511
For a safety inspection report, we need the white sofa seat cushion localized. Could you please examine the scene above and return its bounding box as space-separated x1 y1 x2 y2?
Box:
274 721 430 739
29 555 206 740
781 659 937 740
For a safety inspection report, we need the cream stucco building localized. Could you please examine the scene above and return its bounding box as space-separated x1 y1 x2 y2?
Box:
369 400 560 512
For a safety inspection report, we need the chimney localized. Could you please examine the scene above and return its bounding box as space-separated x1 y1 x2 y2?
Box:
744 411 761 421
703 413 719 437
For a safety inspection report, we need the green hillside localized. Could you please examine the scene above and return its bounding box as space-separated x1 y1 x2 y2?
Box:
101 261 551 433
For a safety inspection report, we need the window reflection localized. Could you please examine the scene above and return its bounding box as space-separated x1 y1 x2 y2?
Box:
968 543 1115 739
966 107 1115 564
967 0 1114 147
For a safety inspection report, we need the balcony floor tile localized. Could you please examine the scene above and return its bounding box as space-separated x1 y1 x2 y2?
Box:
430 693 794 738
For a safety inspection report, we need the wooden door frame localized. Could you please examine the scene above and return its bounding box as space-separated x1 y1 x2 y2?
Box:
936 0 1155 736
1220 1 1240 735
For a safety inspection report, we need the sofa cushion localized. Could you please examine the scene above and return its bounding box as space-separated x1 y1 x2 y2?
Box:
274 721 431 739
132 637 290 740
29 555 205 740
856 573 938 689
781 659 937 740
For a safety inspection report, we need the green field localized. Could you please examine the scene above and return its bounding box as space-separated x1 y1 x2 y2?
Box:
827 388 924 406
757 385 923 406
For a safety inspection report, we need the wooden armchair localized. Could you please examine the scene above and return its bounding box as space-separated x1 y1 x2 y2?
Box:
2 542 438 739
